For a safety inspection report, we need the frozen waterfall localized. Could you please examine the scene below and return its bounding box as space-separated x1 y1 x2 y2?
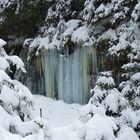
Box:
41 46 97 104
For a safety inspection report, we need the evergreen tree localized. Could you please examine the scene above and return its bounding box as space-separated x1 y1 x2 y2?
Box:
0 38 34 132
108 3 140 131
90 71 127 117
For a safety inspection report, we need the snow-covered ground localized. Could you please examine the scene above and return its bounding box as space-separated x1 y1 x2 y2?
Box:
33 95 81 127
33 95 84 140
0 94 139 140
32 95 140 140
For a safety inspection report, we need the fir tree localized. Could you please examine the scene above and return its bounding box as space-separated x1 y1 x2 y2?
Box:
0 38 34 132
90 71 127 117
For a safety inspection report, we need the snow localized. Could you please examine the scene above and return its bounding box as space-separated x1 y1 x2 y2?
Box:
0 95 139 140
32 95 139 140
27 95 83 140
0 39 26 73
2 132 37 140
63 19 81 37
84 114 117 140
79 102 106 120
0 56 9 71
92 85 107 99
13 80 33 102
121 84 131 96
28 19 90 51
100 29 118 41
27 19 86 51
96 76 115 87
104 89 127 113
0 69 13 84
71 25 89 43
117 126 139 140
0 39 6 47
132 2 140 21
47 126 81 140
0 85 19 107
0 106 12 130
96 3 105 13
5 55 27 73
108 32 129 56
122 62 140 71
33 95 81 127
120 108 140 129
131 72 140 82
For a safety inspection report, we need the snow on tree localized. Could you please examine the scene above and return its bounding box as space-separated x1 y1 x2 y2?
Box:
118 23 140 111
88 71 127 117
108 7 140 134
79 70 139 139
83 0 137 26
0 38 33 121
0 39 51 139
82 114 118 140
0 39 53 140
117 126 139 140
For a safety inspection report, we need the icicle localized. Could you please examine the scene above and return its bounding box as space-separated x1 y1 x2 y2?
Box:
41 46 97 104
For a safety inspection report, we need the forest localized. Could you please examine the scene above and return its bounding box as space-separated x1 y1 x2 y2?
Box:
0 0 139 140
